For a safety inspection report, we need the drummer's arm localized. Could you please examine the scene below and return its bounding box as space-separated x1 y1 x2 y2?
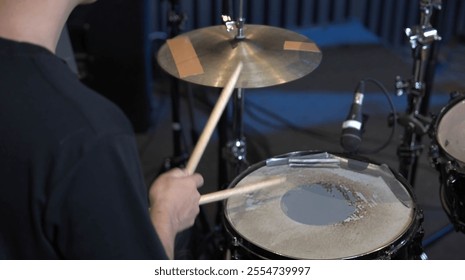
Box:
148 168 203 259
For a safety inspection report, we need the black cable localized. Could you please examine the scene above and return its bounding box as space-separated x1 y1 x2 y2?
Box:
357 77 398 155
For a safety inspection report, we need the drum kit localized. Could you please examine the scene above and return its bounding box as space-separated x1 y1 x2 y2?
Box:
156 0 464 259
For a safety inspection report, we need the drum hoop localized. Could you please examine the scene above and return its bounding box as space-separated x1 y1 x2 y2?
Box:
224 150 422 259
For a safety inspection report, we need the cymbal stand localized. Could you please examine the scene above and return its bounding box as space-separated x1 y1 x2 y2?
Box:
221 2 249 183
224 88 249 178
395 0 441 187
214 2 250 259
161 0 216 259
161 0 190 171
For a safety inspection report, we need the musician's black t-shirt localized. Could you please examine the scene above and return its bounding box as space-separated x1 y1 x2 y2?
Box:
0 37 167 259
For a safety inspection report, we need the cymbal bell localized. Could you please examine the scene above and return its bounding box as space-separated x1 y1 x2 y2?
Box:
157 24 322 88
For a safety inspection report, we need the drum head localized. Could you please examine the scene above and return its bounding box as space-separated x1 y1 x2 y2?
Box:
225 153 415 259
437 99 465 164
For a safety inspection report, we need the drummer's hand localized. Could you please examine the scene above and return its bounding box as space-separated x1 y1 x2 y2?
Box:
148 168 203 259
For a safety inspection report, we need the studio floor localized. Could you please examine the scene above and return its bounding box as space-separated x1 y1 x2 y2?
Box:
136 21 465 260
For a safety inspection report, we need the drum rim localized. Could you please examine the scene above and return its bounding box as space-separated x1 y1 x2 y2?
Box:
224 150 421 259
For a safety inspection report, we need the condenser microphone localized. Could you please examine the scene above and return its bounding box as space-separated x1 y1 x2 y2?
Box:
341 81 365 153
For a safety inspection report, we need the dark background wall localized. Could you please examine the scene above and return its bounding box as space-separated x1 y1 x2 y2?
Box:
67 0 156 132
153 0 465 47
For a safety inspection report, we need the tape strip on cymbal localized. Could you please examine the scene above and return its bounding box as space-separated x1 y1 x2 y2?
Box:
167 36 204 78
283 41 320 52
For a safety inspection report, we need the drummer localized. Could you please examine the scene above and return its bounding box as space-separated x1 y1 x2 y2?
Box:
0 0 203 259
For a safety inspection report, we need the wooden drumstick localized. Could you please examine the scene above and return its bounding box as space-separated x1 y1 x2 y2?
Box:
199 177 286 205
185 62 243 175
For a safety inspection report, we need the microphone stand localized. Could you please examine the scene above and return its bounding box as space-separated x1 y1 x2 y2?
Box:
395 0 441 187
396 0 454 252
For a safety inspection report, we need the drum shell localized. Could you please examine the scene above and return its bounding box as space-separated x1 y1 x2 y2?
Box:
223 151 425 260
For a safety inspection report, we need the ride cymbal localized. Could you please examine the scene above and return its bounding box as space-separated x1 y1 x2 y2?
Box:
157 24 322 88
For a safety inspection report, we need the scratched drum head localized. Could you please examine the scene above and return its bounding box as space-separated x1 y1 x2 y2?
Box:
437 99 465 164
225 153 415 259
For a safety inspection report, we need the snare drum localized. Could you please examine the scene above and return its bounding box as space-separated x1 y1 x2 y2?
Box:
431 94 465 232
224 151 425 259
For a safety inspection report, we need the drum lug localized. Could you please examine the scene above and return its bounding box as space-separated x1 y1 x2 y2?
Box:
229 236 242 260
429 143 440 166
447 173 457 186
445 163 460 184
231 236 241 247
449 90 465 100
224 138 247 163
395 76 409 97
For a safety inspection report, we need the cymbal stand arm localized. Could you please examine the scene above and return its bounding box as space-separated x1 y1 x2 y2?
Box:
222 0 246 39
236 0 245 39
395 0 441 186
